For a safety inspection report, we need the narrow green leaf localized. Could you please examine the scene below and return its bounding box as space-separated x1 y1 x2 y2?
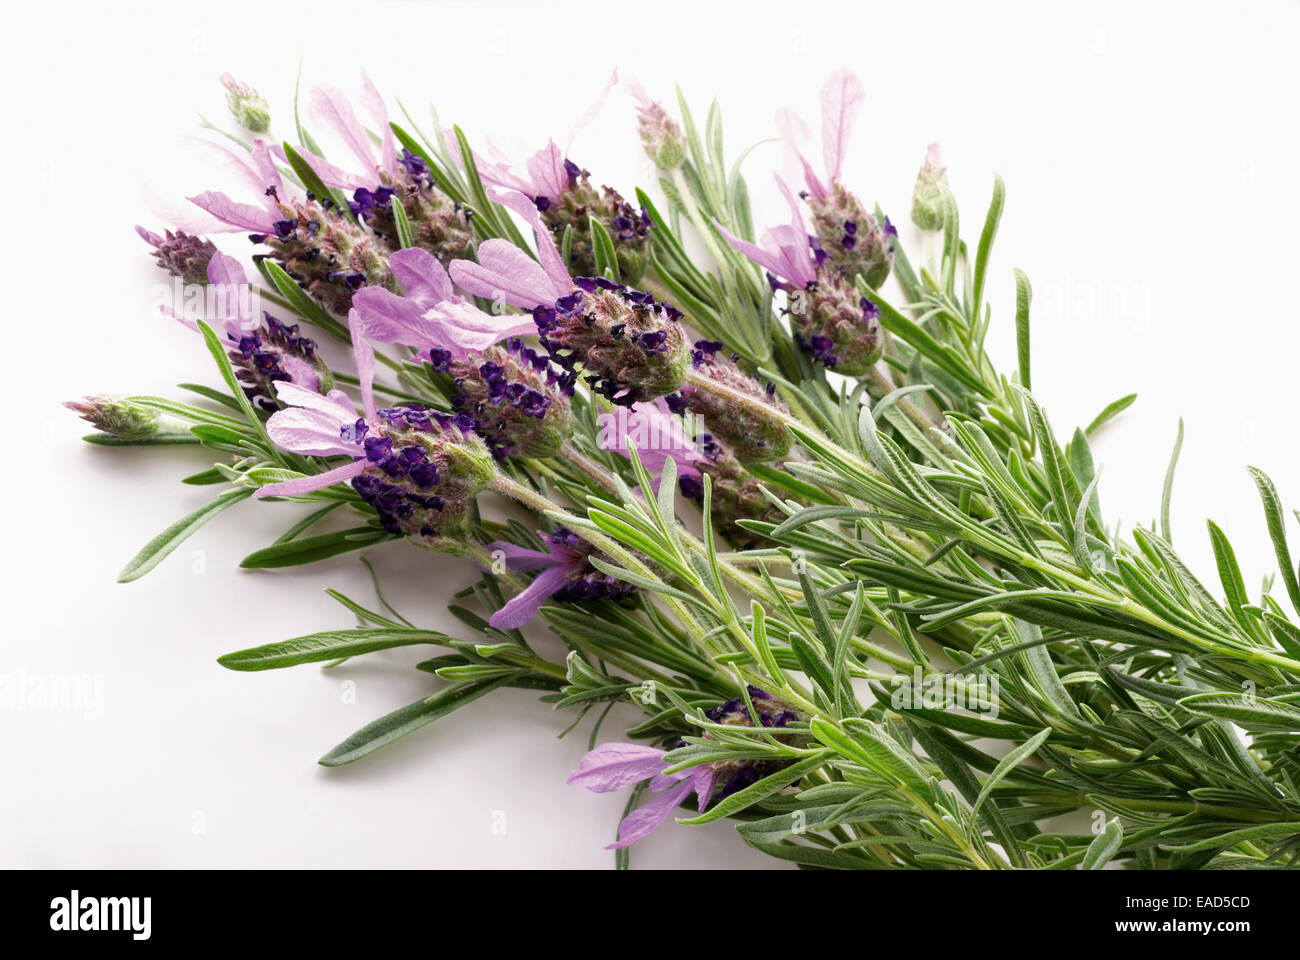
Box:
118 489 252 583
1080 818 1124 869
218 629 445 671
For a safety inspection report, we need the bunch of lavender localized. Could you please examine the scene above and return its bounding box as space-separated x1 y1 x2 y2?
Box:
71 70 1300 870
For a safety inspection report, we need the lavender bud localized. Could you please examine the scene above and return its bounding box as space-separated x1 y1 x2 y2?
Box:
533 280 689 406
635 101 686 171
355 158 475 264
439 339 575 460
672 341 791 462
678 447 803 549
220 74 271 133
546 527 638 604
700 685 802 800
910 143 948 232
140 229 217 285
64 396 182 440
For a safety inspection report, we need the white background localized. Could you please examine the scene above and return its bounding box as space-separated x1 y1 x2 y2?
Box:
3 0 1298 868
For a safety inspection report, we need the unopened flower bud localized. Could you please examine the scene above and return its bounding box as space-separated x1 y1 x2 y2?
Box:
533 279 690 406
64 396 183 440
430 338 576 460
636 101 686 171
137 227 217 285
910 143 948 232
668 341 791 462
220 74 271 133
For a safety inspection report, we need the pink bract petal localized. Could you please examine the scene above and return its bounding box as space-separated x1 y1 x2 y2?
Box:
568 743 670 793
359 71 396 174
270 142 371 191
449 240 558 310
310 85 377 175
187 191 275 233
351 286 436 350
253 460 366 499
487 188 571 294
265 407 357 457
821 69 865 184
525 140 568 201
607 778 695 849
348 309 378 421
488 563 576 630
387 247 454 307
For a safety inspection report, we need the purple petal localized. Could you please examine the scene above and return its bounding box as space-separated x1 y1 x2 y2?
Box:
449 240 559 310
388 247 454 308
484 539 566 573
188 191 275 233
714 218 787 278
486 188 571 295
280 356 319 392
568 742 670 793
348 309 377 421
488 563 575 630
352 287 437 350
310 85 377 174
525 140 568 201
135 225 162 246
270 142 370 191
265 407 358 456
606 778 695 849
359 71 396 174
253 460 365 499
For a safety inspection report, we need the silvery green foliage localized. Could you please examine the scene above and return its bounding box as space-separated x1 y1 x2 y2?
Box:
90 76 1300 869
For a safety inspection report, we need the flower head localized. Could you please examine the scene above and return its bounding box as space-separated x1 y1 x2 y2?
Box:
911 142 948 231
776 70 894 287
569 686 801 848
450 191 689 405
486 527 636 630
665 340 791 462
716 179 882 376
255 312 494 552
136 226 217 284
220 73 270 133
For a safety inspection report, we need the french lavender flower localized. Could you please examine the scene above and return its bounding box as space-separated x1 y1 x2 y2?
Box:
284 81 475 262
200 253 331 410
778 70 894 288
254 312 495 553
625 77 686 171
716 179 883 377
569 686 800 848
477 141 650 284
220 73 271 133
135 226 217 284
486 527 636 630
188 140 398 314
450 191 690 406
352 248 574 459
64 396 187 441
910 142 949 231
664 339 791 462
